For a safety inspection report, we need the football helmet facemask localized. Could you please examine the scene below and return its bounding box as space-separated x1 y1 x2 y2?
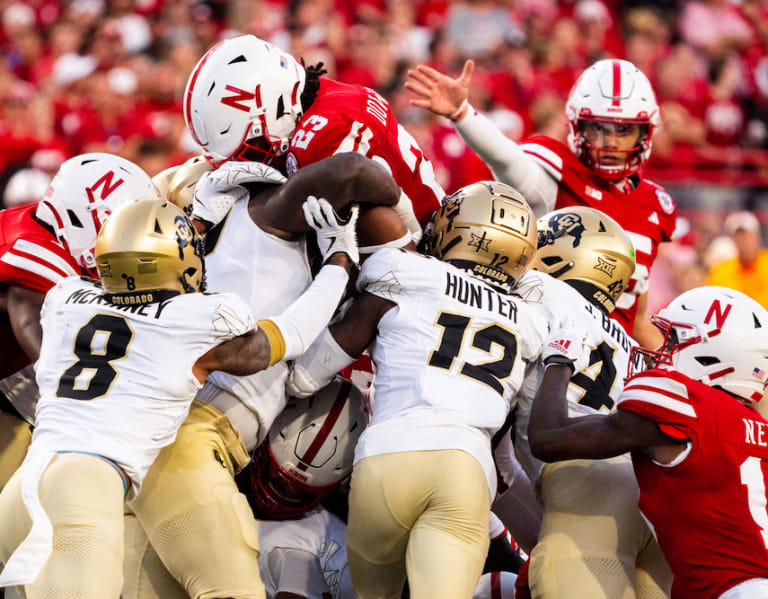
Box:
250 376 368 520
423 181 537 292
184 34 306 168
36 153 159 273
532 206 635 313
95 198 204 297
566 59 660 180
631 286 768 405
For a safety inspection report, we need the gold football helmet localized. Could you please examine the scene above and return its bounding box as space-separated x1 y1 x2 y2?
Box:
151 164 181 201
95 198 204 297
424 181 537 291
532 206 635 313
151 156 211 217
167 155 212 217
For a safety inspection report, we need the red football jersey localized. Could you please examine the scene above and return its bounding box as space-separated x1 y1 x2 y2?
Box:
0 204 81 372
520 137 677 335
618 369 768 599
287 77 444 226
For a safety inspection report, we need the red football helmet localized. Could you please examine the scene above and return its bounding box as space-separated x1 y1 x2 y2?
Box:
566 59 660 180
250 376 368 519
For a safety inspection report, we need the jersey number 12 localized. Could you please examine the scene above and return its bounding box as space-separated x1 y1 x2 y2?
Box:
428 311 518 395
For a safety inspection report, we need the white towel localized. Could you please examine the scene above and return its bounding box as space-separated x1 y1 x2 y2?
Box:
0 451 55 587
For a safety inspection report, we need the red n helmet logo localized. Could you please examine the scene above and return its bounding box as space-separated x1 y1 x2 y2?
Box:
704 299 733 329
86 171 124 203
221 85 255 113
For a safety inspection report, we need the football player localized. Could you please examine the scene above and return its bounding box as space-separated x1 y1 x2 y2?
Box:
183 34 443 241
508 207 671 598
406 58 676 348
122 376 367 599
127 151 403 599
0 153 159 490
0 194 358 598
529 286 768 599
287 182 548 599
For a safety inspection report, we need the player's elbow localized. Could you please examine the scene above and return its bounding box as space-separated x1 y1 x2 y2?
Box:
528 429 570 462
336 152 399 207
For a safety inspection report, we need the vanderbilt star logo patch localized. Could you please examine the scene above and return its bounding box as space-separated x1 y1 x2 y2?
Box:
594 256 617 276
468 231 492 253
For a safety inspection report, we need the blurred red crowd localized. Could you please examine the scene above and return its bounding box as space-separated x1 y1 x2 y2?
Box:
1 0 768 206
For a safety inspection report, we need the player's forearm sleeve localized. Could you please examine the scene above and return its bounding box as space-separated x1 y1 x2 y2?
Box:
453 105 557 215
263 264 349 363
286 328 355 397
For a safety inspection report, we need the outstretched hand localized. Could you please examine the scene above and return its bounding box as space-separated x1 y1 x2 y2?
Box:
405 60 475 118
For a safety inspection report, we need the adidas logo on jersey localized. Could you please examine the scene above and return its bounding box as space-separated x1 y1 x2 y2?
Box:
648 212 660 224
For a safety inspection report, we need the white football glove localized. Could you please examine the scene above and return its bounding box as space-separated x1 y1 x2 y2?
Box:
303 195 360 264
541 321 590 374
193 161 287 227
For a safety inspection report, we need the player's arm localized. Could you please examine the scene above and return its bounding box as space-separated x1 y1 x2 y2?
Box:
287 291 395 397
194 198 358 381
405 60 557 215
6 286 44 361
632 291 664 350
260 152 400 232
528 364 676 461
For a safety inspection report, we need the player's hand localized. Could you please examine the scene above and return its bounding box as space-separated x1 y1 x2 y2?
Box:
542 321 590 374
303 196 360 265
193 161 287 229
405 60 474 118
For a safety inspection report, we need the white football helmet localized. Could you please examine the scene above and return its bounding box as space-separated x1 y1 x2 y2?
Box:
633 287 768 404
250 376 368 519
183 34 306 168
566 59 660 179
36 153 159 272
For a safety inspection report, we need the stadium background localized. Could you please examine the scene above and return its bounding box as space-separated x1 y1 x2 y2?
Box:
0 0 766 314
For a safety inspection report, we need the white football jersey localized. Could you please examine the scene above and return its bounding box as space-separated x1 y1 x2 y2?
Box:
32 277 253 498
354 249 547 497
258 507 353 599
511 270 641 481
201 198 313 449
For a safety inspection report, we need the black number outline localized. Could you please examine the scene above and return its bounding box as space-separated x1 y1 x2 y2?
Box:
569 340 619 411
56 313 134 401
428 311 519 396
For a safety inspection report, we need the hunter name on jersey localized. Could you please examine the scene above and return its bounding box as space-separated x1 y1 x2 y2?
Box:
443 269 521 321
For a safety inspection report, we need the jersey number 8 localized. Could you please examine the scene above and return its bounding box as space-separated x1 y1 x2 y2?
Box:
56 314 134 401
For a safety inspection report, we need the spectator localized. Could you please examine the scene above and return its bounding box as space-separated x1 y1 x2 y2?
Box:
707 211 768 308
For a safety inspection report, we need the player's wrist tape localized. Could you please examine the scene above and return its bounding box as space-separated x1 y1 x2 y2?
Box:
256 319 287 367
450 99 470 123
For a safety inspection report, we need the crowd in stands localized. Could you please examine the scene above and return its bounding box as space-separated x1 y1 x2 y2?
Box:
1 0 767 312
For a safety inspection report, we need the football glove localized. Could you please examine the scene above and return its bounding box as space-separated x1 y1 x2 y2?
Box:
303 195 360 264
541 320 590 374
193 161 286 228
